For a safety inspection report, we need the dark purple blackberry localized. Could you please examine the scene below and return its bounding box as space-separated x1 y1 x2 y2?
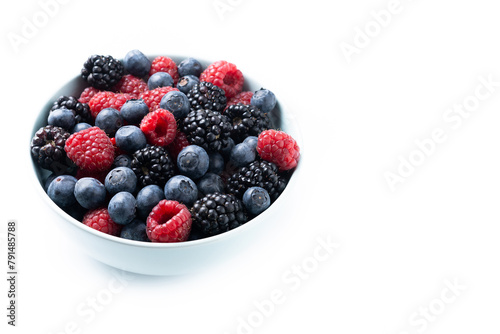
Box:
224 103 272 143
191 192 247 237
50 96 92 124
187 81 227 112
30 125 72 174
81 55 124 90
131 146 175 188
225 160 284 201
181 109 232 152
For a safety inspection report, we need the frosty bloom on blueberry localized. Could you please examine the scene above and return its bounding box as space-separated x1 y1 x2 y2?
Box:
31 51 300 243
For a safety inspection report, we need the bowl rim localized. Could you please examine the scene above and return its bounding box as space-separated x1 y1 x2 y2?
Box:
30 54 303 250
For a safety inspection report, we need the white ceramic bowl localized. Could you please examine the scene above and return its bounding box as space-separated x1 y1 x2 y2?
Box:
30 56 302 275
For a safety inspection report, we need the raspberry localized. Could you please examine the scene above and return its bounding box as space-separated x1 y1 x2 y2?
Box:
83 207 122 236
200 60 244 99
167 131 190 160
79 87 101 104
149 56 179 85
88 91 133 118
139 86 179 111
140 108 177 146
65 127 115 172
226 91 253 109
146 200 192 242
256 130 300 171
112 74 148 98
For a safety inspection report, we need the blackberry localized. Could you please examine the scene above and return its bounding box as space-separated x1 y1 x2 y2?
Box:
81 55 124 90
50 96 92 124
131 146 175 189
30 125 72 174
225 160 284 201
187 81 227 112
191 192 247 236
225 103 272 143
181 109 232 152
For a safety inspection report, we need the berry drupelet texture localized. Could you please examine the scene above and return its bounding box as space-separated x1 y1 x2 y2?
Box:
131 146 176 189
190 192 247 237
81 55 124 90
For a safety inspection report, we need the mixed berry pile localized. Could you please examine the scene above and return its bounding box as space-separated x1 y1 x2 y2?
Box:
31 50 300 243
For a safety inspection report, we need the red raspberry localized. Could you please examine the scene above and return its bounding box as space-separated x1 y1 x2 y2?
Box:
149 56 179 85
146 200 192 242
88 91 133 118
139 86 179 111
65 127 115 172
167 131 190 160
112 74 148 98
200 60 244 99
257 130 300 171
140 108 177 146
83 208 122 236
79 87 101 104
225 91 253 110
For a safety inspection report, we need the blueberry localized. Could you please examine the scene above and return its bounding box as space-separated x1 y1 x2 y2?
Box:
136 185 165 219
74 177 106 209
120 219 149 241
177 75 200 95
230 142 256 167
47 175 78 207
108 192 137 225
44 173 58 192
147 72 174 90
159 91 190 119
196 173 225 196
251 88 276 113
95 108 123 137
242 187 271 215
113 154 132 168
208 152 225 175
177 58 203 77
48 108 75 130
115 125 147 154
105 167 137 195
243 136 258 151
177 145 209 180
123 49 151 77
220 137 235 160
71 122 92 133
120 99 149 125
164 175 198 206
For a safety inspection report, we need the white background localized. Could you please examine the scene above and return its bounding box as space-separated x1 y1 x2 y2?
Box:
2 0 500 333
